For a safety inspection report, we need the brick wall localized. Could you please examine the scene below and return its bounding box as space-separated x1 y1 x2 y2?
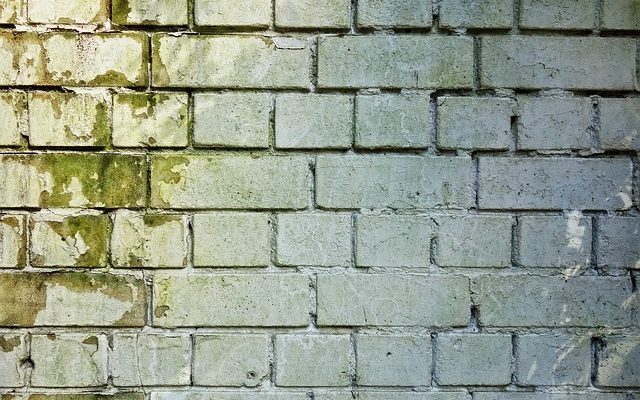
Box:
0 0 638 399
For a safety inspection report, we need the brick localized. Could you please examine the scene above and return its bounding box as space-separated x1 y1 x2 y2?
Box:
437 96 512 150
520 0 595 30
0 92 26 146
194 334 269 387
597 216 640 269
113 93 188 148
28 0 108 23
113 0 188 25
0 272 147 326
519 215 592 269
316 156 473 209
436 334 512 386
153 274 308 327
355 93 430 149
517 97 592 150
30 211 110 267
0 154 147 208
356 335 431 386
440 0 513 29
357 0 432 28
276 94 352 149
111 211 188 268
516 334 591 385
111 334 190 386
152 393 306 400
601 0 640 30
5 395 143 400
150 155 308 209
474 394 630 400
481 36 637 90
153 35 311 88
0 0 23 23
195 0 271 27
0 215 26 269
193 213 270 267
194 93 271 148
276 213 352 267
597 336 640 387
275 334 351 387
356 215 431 268
28 92 110 147
31 333 108 387
478 157 633 210
600 98 640 150
0 32 148 86
316 392 468 400
472 275 637 327
275 0 349 28
436 215 512 268
317 274 470 326
317 36 473 89
0 334 27 387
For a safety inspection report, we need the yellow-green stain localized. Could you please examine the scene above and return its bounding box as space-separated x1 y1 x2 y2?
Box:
43 215 109 267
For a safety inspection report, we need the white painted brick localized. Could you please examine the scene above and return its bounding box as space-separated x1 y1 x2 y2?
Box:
316 392 468 400
0 92 25 146
0 215 26 269
0 334 27 387
113 0 188 25
29 0 107 23
195 0 271 27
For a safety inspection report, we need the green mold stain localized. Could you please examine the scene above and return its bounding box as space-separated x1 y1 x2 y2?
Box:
152 155 190 185
0 336 21 352
142 213 180 228
111 0 132 24
43 215 109 267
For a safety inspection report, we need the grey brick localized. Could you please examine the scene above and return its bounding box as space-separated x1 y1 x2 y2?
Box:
519 0 595 30
440 0 513 29
275 0 349 28
597 336 640 387
474 394 631 400
601 0 640 30
600 98 640 150
316 392 468 400
597 216 640 269
152 393 307 400
357 0 432 28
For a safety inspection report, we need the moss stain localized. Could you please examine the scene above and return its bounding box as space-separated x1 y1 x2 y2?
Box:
43 214 109 267
0 335 20 352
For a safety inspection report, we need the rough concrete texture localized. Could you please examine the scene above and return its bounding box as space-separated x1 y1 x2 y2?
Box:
0 0 638 398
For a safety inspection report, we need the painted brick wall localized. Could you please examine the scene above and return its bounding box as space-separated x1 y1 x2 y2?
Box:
0 0 638 399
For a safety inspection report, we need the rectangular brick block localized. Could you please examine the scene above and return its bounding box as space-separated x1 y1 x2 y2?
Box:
194 334 269 387
597 336 640 387
437 96 512 150
316 392 468 400
113 93 188 148
194 93 271 148
150 155 308 209
472 275 637 327
31 333 108 387
317 36 473 89
519 215 592 268
0 32 148 86
517 97 592 150
111 334 191 386
356 335 431 386
357 0 432 28
600 98 640 150
28 0 108 24
28 92 110 147
275 0 349 28
0 153 147 208
152 393 306 400
275 335 351 387
0 0 24 23
113 0 188 25
475 394 630 400
355 93 430 149
0 215 26 269
601 0 640 30
0 92 26 146
153 274 309 327
481 37 637 90
277 213 352 267
478 157 633 210
316 156 473 209
519 0 595 30
317 274 470 326
196 0 271 27
152 35 311 88
276 94 352 149
597 216 640 269
516 334 591 386
30 211 110 267
193 213 270 267
0 334 27 387
0 272 147 326
436 334 512 386
4 395 143 400
111 211 188 268
436 215 512 268
356 215 431 268
440 0 512 29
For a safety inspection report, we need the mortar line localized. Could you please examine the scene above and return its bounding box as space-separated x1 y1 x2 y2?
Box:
510 215 520 268
511 0 521 34
589 95 601 150
590 336 603 387
510 333 518 385
472 37 481 93
590 215 599 270
594 0 602 35
430 332 438 387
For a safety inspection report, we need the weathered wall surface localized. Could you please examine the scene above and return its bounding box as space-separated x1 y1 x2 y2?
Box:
0 0 638 399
